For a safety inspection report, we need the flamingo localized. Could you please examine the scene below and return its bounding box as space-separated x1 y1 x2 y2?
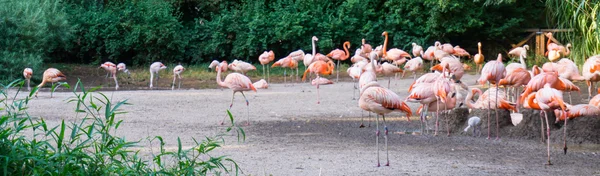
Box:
520 71 580 104
357 53 380 127
408 72 441 93
415 85 457 136
582 55 600 98
228 60 256 75
431 56 465 82
311 77 333 85
525 83 567 165
406 82 437 133
440 43 455 54
463 116 481 137
288 50 306 82
381 31 411 73
361 39 372 58
403 56 423 81
554 103 600 155
258 50 275 81
172 65 185 90
453 45 470 59
252 79 269 89
411 43 423 57
209 60 228 72
327 41 351 82
465 88 516 137
381 62 402 88
23 68 33 91
359 81 412 167
100 62 118 90
215 65 257 126
508 45 529 59
34 68 66 98
498 67 531 110
474 42 485 74
272 56 298 86
303 36 330 81
543 59 585 103
433 42 452 61
477 53 506 139
347 61 365 100
117 63 130 77
351 48 367 63
149 62 167 88
422 46 436 68
302 60 334 104
589 88 600 107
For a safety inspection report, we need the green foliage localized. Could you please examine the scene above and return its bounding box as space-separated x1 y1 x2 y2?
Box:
0 79 244 175
0 0 73 82
545 0 600 65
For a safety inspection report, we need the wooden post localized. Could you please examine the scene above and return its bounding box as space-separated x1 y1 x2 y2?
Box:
535 33 545 57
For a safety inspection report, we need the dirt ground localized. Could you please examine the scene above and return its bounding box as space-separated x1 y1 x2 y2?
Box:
19 69 600 175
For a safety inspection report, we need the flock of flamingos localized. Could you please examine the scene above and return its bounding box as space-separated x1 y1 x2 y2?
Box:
23 31 600 167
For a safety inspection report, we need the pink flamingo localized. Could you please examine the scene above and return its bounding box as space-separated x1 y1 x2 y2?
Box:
403 56 423 81
23 68 33 91
327 41 351 82
302 60 334 104
252 79 269 89
209 60 228 72
288 50 305 82
477 53 506 139
258 50 275 81
406 82 437 133
357 53 380 127
347 61 365 100
525 83 567 165
228 60 256 75
35 68 66 98
361 39 373 57
582 55 600 98
422 46 436 68
172 65 185 90
554 103 600 155
508 45 529 59
465 87 516 136
430 56 465 82
498 67 531 110
215 65 257 126
589 88 600 107
381 31 411 71
520 71 579 104
415 91 457 136
272 56 299 86
380 62 402 88
311 77 333 85
452 45 470 59
407 72 440 93
411 43 423 57
543 59 585 103
100 62 118 90
359 81 412 167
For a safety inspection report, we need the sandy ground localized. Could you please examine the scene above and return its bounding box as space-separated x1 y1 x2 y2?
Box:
20 73 600 175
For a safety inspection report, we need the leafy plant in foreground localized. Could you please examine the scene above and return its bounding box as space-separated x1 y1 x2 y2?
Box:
0 79 245 175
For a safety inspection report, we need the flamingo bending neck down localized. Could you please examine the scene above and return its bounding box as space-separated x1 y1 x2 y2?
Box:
149 62 167 88
35 68 66 98
172 65 185 90
23 68 33 91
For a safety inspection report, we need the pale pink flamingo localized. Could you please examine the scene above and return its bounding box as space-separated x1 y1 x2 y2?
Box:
35 68 66 98
228 60 256 75
381 31 411 71
361 39 372 58
272 56 298 86
311 77 333 85
543 59 585 103
440 42 455 54
348 61 365 100
498 67 531 111
545 32 571 57
508 45 529 59
582 55 600 98
406 82 437 133
431 56 465 82
477 53 506 139
302 60 334 104
520 71 580 104
524 83 567 165
359 81 412 167
407 72 440 93
117 63 130 77
252 79 269 89
453 45 470 59
415 91 457 136
465 87 516 138
554 103 600 155
288 50 305 82
149 62 167 88
505 54 527 76
403 56 423 81
172 65 185 90
433 42 451 62
258 50 275 81
100 61 118 90
422 46 436 68
357 53 380 127
215 65 257 126
351 48 367 63
327 41 351 82
473 42 485 74
23 68 33 91
589 88 600 107
411 43 423 57
381 62 402 88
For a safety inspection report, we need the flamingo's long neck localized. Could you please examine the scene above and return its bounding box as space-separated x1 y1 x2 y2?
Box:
546 35 552 47
216 68 227 87
477 44 482 55
527 94 541 110
519 54 527 69
465 89 480 109
382 33 388 57
343 42 350 60
312 38 317 56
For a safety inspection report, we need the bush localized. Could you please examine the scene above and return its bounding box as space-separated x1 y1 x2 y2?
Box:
0 80 245 175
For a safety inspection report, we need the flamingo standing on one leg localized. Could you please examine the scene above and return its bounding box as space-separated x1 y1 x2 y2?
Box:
215 66 257 126
272 56 299 86
172 65 185 90
100 62 119 90
359 81 412 167
302 60 334 104
477 53 506 140
258 50 275 81
34 68 66 98
474 42 485 75
23 68 33 91
554 104 600 155
149 62 167 89
327 41 350 82
381 31 411 78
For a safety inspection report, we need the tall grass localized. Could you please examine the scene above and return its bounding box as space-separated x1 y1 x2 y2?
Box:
0 79 245 175
546 0 600 65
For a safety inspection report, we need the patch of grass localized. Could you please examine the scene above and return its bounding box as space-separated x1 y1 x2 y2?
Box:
0 79 245 175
